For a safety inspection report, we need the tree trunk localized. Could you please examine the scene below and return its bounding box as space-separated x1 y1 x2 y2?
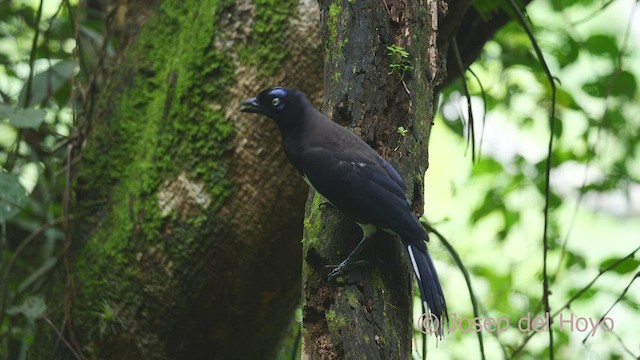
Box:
301 0 471 358
33 0 322 358
26 0 526 357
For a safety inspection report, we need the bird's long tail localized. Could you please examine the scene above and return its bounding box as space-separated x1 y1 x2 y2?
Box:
407 243 448 337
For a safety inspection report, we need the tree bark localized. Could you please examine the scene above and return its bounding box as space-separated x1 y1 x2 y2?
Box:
33 0 322 359
28 0 529 357
301 0 471 358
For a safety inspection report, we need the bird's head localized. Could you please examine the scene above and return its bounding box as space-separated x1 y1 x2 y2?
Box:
240 87 307 123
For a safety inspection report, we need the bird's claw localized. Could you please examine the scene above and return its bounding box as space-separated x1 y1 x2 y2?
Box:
326 260 369 283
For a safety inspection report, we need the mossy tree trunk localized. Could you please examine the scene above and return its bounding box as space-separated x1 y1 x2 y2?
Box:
29 0 530 357
33 0 322 359
301 0 474 358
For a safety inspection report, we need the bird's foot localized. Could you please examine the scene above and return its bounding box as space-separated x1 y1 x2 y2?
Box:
326 260 369 283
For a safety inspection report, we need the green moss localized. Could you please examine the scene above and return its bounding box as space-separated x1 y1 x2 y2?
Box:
326 1 348 65
328 3 341 46
302 193 328 249
326 309 347 334
239 0 298 77
346 291 359 308
72 0 239 355
370 271 385 291
326 309 336 322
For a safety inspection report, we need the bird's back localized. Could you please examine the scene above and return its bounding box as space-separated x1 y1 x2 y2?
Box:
283 109 427 243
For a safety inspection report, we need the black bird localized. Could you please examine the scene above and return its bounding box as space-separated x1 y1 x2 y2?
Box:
240 87 448 333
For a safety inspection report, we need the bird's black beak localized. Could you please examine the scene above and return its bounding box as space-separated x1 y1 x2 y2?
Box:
240 97 263 114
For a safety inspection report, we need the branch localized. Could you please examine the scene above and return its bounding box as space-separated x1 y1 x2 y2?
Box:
581 271 640 344
441 0 534 88
511 245 640 357
504 0 558 357
423 222 486 360
451 38 476 163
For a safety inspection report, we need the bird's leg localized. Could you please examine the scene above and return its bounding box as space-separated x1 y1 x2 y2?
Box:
327 235 371 283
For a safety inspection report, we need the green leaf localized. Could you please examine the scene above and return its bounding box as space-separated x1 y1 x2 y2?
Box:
0 104 14 118
550 0 599 11
599 256 640 275
502 209 520 229
556 88 578 109
0 172 29 221
584 34 619 59
553 116 563 138
18 60 75 107
471 189 502 223
472 158 504 176
567 286 598 300
9 108 46 129
6 296 47 321
554 35 580 68
581 80 602 97
565 251 586 269
610 71 637 99
582 72 637 99
441 117 465 137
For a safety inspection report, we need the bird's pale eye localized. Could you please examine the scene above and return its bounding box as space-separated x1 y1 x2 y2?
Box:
272 97 281 107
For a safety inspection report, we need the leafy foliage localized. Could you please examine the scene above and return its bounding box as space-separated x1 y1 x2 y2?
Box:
0 1 108 358
428 0 640 358
387 45 413 79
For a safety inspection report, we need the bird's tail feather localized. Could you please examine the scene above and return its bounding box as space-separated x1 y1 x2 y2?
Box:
407 243 448 337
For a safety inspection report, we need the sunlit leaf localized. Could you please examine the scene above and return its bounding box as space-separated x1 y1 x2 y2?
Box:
0 172 29 221
550 0 599 11
554 116 563 138
599 257 640 275
472 158 504 176
549 190 562 209
568 286 598 300
584 34 619 59
471 189 502 223
556 88 578 109
502 209 520 229
9 108 46 129
565 251 587 269
582 71 637 99
441 117 465 137
581 81 602 97
554 35 580 68
610 71 637 99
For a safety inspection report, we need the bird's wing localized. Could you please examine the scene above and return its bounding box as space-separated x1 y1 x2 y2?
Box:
299 146 411 229
378 157 407 192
